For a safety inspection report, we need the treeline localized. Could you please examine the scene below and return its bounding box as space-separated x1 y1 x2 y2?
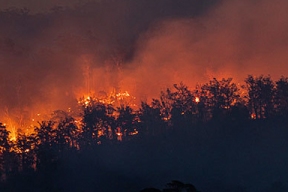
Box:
0 75 288 191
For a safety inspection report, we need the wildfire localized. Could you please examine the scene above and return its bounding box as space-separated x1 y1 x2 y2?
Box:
8 124 17 141
3 118 18 141
116 91 130 99
1 89 137 144
78 90 136 108
4 112 44 141
78 95 92 107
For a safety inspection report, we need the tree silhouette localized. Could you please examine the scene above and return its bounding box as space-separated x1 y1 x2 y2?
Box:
81 99 115 147
274 77 288 118
201 78 241 121
0 123 10 154
16 133 36 172
140 188 162 192
139 101 166 136
34 121 57 171
140 180 199 192
163 180 198 192
54 116 79 152
116 105 138 140
0 123 12 179
1 76 288 191
168 83 197 129
153 83 201 131
245 75 275 119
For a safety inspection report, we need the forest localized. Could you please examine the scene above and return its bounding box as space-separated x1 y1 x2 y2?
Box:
1 1 288 191
0 75 287 192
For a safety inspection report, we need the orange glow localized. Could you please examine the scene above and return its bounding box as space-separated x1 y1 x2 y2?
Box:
116 131 123 141
78 90 136 108
163 117 170 121
3 118 17 141
250 113 256 119
116 91 130 99
2 109 49 142
97 129 104 137
1 89 137 142
78 95 92 106
1 0 288 146
129 129 139 136
8 124 17 141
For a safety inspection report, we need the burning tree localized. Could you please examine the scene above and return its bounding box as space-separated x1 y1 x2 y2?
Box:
80 99 115 147
116 105 139 141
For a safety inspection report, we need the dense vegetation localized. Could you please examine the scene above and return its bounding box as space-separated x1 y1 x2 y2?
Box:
0 75 288 192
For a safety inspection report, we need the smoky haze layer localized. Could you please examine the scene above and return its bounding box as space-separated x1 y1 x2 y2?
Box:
0 1 288 191
1 0 288 118
125 0 288 100
0 0 217 118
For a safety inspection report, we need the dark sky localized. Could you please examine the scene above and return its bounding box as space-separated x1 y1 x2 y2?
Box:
0 0 87 12
0 0 217 13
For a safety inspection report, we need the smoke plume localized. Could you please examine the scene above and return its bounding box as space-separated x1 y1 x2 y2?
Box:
0 0 288 124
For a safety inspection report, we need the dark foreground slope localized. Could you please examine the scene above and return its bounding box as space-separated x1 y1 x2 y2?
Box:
1 119 287 192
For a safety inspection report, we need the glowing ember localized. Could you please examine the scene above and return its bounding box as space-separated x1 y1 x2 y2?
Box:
78 96 92 106
163 117 170 121
251 113 256 119
78 90 136 108
129 129 139 136
116 131 123 141
116 91 130 99
195 97 200 103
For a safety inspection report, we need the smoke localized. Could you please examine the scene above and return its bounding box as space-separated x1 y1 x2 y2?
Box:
0 0 288 123
0 0 215 118
124 0 288 100
0 0 288 191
